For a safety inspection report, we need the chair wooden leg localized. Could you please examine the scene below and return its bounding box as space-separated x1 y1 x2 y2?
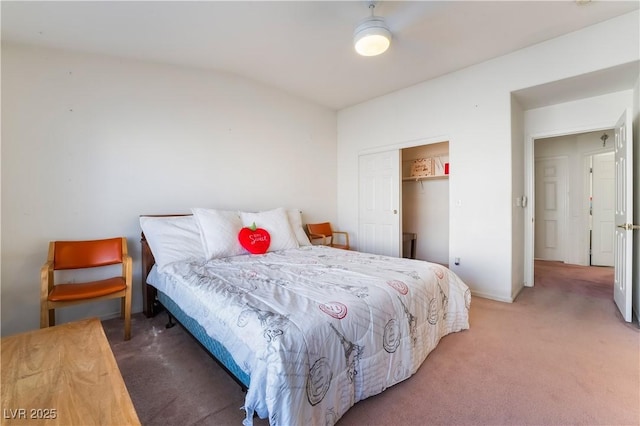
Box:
48 309 55 327
40 303 49 328
123 296 131 341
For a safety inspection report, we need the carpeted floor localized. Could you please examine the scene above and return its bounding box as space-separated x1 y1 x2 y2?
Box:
103 261 640 425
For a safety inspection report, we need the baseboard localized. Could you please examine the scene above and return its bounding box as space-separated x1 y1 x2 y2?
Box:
511 283 526 301
99 311 124 321
470 290 514 303
99 306 144 322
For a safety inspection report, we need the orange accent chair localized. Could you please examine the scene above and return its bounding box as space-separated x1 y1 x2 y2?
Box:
307 222 350 250
40 237 132 340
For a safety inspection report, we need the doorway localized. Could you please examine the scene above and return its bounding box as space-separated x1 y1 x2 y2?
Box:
532 130 615 267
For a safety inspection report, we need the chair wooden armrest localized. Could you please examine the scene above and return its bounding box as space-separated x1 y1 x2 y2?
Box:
40 260 54 328
123 254 132 279
121 253 133 339
332 231 350 249
41 261 54 287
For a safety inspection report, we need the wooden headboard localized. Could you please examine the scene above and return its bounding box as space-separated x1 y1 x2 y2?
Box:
140 214 191 317
140 231 158 317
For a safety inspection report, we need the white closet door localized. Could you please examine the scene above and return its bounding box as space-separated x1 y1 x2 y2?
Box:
591 151 615 266
534 157 568 262
359 150 401 257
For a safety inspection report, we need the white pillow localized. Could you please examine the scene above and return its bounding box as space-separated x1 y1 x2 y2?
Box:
240 207 299 252
287 208 311 246
139 215 204 272
192 208 245 260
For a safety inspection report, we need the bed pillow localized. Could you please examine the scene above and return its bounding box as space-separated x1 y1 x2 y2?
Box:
287 208 312 246
192 208 245 260
240 207 299 252
139 215 204 272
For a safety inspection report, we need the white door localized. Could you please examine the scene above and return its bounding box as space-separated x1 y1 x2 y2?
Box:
614 109 634 322
534 157 568 261
591 152 615 266
359 150 401 257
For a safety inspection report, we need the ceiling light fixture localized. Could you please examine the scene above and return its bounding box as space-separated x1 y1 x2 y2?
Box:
354 2 391 57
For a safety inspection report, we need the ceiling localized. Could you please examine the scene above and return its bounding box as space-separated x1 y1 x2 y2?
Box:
2 1 638 110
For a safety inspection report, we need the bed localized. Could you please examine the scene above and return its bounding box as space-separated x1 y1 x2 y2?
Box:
140 208 471 426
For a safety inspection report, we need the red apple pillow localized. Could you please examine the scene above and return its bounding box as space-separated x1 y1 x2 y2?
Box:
238 222 271 254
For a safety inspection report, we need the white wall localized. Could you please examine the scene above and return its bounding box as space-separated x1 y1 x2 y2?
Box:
1 43 337 336
511 95 525 299
337 11 639 302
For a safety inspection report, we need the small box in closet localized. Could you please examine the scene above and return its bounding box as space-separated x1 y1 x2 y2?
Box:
410 158 434 177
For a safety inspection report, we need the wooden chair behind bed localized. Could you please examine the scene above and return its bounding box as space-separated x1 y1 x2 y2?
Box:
307 222 350 250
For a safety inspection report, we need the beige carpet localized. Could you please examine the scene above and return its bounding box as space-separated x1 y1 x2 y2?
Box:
104 261 639 425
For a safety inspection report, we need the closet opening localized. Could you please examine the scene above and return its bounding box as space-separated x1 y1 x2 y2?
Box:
401 141 449 266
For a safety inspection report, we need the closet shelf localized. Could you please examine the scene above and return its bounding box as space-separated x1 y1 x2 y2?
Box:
403 175 448 182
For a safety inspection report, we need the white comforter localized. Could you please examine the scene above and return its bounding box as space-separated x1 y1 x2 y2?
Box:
149 245 470 426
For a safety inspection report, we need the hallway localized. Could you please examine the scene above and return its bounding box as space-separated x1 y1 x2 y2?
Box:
534 259 614 300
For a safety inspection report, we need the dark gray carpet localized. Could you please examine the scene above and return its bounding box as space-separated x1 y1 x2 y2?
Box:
103 312 262 426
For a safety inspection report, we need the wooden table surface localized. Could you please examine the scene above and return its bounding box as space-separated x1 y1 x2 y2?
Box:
1 317 140 426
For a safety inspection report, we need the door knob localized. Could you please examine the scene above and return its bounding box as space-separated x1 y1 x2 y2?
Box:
617 223 640 230
393 209 398 214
